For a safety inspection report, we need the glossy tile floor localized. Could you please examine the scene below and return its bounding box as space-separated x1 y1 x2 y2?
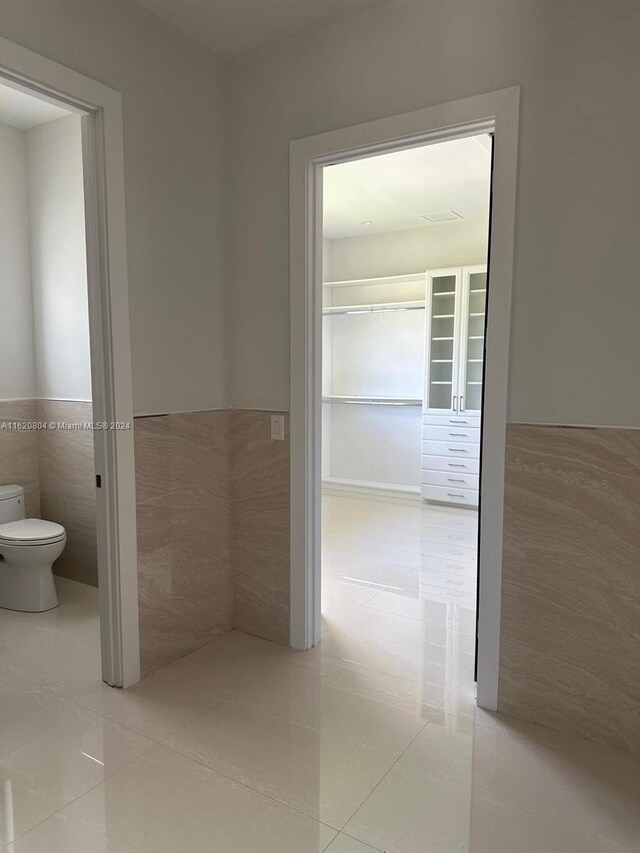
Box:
1 499 639 852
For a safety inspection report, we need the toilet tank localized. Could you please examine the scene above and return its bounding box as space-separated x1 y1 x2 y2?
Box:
0 485 26 524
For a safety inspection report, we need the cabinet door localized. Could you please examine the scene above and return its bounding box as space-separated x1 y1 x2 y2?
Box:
458 266 487 414
424 269 462 414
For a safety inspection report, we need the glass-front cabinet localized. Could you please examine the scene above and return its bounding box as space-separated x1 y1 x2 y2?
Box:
423 266 486 415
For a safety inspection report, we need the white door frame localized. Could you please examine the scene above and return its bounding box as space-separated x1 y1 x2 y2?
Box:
289 87 519 710
0 37 140 687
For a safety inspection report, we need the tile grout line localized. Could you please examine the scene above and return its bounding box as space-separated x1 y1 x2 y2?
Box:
9 729 157 844
333 684 460 838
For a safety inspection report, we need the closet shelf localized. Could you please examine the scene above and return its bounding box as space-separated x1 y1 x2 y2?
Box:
323 395 422 407
323 300 425 316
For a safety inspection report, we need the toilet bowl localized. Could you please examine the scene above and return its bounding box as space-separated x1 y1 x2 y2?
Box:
0 485 66 612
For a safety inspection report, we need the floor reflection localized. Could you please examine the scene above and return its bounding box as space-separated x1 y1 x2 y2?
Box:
0 500 638 852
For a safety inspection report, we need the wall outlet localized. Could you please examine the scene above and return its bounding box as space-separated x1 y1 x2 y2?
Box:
270 414 285 440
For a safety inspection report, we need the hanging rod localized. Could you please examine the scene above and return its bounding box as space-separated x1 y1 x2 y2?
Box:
322 395 422 406
323 301 425 316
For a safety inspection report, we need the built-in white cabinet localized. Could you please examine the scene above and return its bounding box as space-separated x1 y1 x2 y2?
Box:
422 265 487 507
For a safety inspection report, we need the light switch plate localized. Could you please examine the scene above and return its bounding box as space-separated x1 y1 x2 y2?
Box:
270 414 285 440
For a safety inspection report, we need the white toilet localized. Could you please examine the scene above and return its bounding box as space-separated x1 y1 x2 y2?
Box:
0 485 66 612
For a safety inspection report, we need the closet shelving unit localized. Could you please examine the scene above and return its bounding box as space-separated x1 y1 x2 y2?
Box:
322 266 487 506
421 265 487 507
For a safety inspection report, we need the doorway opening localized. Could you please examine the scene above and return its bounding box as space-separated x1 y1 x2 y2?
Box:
0 37 139 688
320 137 491 711
0 84 104 686
290 89 519 711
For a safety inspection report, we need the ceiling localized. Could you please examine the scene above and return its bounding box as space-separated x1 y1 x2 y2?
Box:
323 136 492 240
0 83 72 130
132 0 387 58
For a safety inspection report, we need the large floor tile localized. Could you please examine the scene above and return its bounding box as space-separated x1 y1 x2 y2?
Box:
0 686 106 761
10 576 101 653
228 660 428 753
51 630 291 742
346 710 640 853
0 711 152 840
0 611 99 689
13 746 337 853
167 699 400 828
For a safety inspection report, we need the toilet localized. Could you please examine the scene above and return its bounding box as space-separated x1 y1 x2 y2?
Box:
0 485 66 612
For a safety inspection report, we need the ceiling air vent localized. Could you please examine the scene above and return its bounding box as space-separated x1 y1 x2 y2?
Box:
420 210 463 223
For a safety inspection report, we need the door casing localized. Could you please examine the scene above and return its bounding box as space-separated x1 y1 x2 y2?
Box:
289 87 520 710
0 36 140 687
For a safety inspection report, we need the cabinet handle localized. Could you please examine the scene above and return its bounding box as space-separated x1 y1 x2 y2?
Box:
447 493 465 499
448 432 468 437
448 448 467 453
448 462 467 468
452 395 458 412
448 419 468 424
447 478 466 483
460 395 465 412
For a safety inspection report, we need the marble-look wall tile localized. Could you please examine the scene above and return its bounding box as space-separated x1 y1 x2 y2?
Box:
36 400 98 587
0 399 41 518
231 411 290 645
499 424 640 754
135 410 233 676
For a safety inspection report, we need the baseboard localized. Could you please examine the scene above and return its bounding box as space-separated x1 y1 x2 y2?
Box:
322 476 422 504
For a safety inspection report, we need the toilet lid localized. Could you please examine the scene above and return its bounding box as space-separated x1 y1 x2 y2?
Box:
0 518 66 545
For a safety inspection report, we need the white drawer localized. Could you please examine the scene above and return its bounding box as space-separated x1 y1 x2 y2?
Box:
418 555 477 576
422 440 480 459
422 484 479 507
422 470 479 490
422 414 481 428
423 425 481 443
419 539 476 562
419 572 477 596
421 523 477 546
421 454 480 475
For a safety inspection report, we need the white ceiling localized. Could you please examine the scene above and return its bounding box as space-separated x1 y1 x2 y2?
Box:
323 136 492 240
0 83 72 130
132 0 387 58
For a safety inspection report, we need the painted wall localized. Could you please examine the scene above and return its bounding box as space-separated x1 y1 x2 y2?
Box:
0 0 228 415
26 115 92 402
225 0 640 427
327 222 488 282
223 0 640 753
0 123 37 401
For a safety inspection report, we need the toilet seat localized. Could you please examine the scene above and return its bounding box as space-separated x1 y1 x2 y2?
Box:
0 518 66 546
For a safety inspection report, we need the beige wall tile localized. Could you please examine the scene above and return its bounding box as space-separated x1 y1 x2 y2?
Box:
499 424 640 754
135 411 233 676
231 411 290 645
36 400 98 587
0 399 41 518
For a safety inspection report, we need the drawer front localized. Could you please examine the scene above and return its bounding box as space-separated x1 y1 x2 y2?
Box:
419 539 476 562
422 484 479 507
422 440 480 460
421 454 480 475
423 425 481 443
422 470 479 490
422 414 481 428
418 555 477 576
422 412 480 429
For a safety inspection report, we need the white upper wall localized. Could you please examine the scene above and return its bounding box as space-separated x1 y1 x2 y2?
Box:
0 123 37 400
0 0 228 415
226 0 640 426
26 115 92 402
327 221 488 282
